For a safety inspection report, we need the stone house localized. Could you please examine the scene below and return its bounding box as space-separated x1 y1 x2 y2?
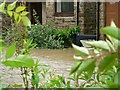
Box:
0 1 120 39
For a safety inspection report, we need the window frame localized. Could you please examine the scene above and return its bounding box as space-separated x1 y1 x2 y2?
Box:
54 1 74 17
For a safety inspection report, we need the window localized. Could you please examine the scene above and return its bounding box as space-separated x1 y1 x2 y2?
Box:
55 0 74 16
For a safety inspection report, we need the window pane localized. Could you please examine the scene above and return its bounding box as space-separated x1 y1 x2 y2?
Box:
69 2 74 12
62 2 69 13
56 0 61 12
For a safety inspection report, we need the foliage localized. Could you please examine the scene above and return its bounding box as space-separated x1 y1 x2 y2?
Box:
28 24 80 49
1 1 31 48
70 21 120 88
0 1 31 27
0 1 35 88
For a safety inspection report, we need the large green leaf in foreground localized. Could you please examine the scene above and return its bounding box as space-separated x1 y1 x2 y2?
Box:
2 55 34 68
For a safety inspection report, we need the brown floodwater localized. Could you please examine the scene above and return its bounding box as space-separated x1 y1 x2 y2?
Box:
30 48 75 76
0 48 76 85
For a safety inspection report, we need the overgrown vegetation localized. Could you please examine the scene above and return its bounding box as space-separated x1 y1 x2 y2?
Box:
28 24 80 49
0 1 119 89
70 21 120 88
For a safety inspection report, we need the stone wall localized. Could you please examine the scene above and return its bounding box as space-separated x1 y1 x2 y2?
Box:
46 1 77 28
45 2 99 35
100 2 106 28
83 2 97 35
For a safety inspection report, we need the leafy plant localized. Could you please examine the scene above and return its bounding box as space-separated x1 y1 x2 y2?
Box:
70 21 120 88
28 24 80 49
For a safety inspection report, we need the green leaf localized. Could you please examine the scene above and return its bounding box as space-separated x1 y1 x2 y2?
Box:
0 39 6 53
15 6 26 12
101 26 120 40
107 35 120 51
5 43 16 59
31 74 39 88
15 55 34 67
114 70 120 85
24 39 33 48
0 2 5 12
98 54 117 72
70 60 81 75
7 1 17 11
7 11 13 17
2 60 24 68
73 55 83 60
0 39 6 47
106 39 115 52
17 15 21 24
21 16 31 27
2 55 34 68
72 44 89 56
77 59 95 77
21 11 29 16
85 41 110 51
14 12 19 23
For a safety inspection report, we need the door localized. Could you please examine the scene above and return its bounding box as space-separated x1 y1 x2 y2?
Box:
30 2 42 24
106 2 120 27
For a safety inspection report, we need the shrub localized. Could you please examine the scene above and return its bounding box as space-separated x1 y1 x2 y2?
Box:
28 24 80 49
70 21 120 88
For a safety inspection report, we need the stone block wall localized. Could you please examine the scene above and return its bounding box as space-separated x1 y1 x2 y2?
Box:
46 1 77 28
100 2 106 28
83 2 97 35
45 2 100 35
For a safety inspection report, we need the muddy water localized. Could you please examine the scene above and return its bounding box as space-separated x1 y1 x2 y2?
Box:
0 48 75 85
30 48 75 76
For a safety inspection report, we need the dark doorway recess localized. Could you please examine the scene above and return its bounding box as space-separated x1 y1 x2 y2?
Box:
30 2 42 24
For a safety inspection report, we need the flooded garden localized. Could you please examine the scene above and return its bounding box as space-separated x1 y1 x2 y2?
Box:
0 48 75 86
0 1 119 89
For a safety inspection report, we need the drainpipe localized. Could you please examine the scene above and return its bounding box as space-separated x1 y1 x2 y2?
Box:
97 2 100 40
77 1 79 26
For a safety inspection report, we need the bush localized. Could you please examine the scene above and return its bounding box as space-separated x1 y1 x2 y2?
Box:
28 24 80 49
70 21 120 88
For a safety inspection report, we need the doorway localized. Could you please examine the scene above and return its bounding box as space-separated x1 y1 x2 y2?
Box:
30 2 42 24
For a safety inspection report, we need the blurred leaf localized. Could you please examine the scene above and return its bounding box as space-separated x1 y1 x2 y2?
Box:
14 12 19 23
73 55 83 60
7 1 17 11
106 39 115 52
0 39 6 52
7 11 13 17
77 59 95 77
15 6 26 12
12 84 22 88
70 60 81 75
0 39 6 47
5 43 16 59
107 35 120 50
2 55 34 68
98 54 117 72
31 74 39 88
114 70 120 85
22 16 31 27
101 26 120 40
0 2 5 12
85 41 110 51
72 44 89 56
21 11 29 16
